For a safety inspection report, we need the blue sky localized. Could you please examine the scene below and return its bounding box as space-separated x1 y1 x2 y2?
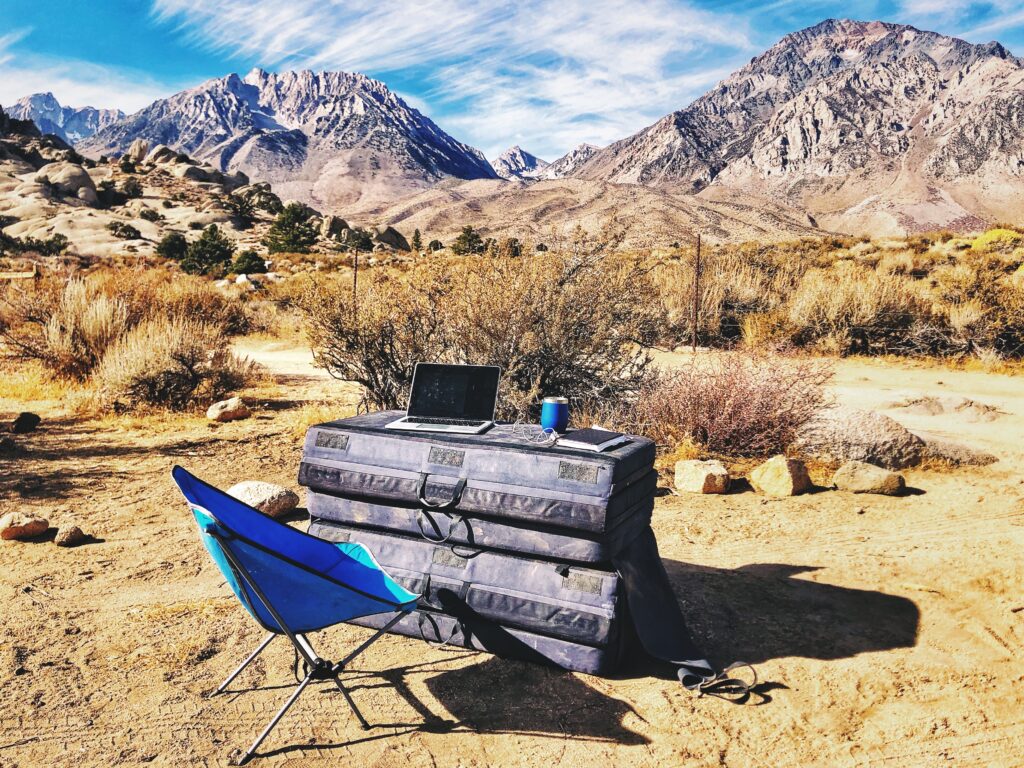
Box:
2 0 1023 160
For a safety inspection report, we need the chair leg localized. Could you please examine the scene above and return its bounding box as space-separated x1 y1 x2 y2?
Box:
238 670 314 764
333 675 370 730
213 632 276 696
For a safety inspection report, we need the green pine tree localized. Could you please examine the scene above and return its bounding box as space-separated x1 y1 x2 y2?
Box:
263 203 318 254
411 228 422 251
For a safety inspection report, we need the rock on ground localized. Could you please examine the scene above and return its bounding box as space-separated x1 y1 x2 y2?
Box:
832 461 906 495
126 139 149 164
206 397 250 422
34 161 96 201
55 525 89 547
227 481 300 518
0 513 49 541
10 412 41 434
750 455 812 497
674 460 729 494
795 407 925 469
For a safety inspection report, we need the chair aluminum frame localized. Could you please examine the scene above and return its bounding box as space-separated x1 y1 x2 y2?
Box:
205 527 410 764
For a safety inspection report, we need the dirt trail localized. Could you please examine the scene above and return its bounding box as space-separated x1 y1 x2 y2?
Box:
1 349 1022 767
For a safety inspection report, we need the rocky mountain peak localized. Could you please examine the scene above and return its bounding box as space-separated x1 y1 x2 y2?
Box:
77 68 496 211
9 93 124 144
491 145 549 180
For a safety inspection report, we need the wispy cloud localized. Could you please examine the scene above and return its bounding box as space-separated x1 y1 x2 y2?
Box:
0 30 171 112
899 0 1024 39
151 0 753 158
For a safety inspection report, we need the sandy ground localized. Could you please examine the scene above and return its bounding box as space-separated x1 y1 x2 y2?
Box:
1 344 1022 767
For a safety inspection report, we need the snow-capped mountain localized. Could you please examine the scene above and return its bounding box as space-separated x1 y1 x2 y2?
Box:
78 69 497 210
490 145 549 180
540 143 599 179
8 93 124 144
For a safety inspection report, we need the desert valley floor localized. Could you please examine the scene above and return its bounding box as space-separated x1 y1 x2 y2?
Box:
1 346 1022 767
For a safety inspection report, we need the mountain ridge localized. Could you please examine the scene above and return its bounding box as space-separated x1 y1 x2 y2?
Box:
9 92 124 144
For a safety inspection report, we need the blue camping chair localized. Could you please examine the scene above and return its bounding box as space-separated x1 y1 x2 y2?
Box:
171 466 420 763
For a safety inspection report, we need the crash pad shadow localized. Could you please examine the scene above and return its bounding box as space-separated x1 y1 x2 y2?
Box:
660 560 920 666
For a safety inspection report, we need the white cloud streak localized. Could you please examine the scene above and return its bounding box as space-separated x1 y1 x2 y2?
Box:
0 30 172 113
151 0 754 158
899 0 1024 39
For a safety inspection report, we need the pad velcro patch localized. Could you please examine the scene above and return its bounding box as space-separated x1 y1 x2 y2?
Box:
564 571 603 594
558 461 600 484
431 548 469 568
428 446 465 467
314 432 350 451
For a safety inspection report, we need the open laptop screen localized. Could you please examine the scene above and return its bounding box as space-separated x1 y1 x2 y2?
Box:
408 364 500 420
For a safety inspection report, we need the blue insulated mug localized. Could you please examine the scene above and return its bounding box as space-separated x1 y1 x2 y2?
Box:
540 396 569 433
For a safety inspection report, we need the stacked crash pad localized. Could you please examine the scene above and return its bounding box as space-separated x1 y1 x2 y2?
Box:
299 410 710 678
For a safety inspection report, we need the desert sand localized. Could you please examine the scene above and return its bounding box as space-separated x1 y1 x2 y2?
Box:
1 346 1022 766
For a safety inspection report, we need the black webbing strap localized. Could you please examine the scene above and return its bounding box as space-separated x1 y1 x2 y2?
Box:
417 474 467 509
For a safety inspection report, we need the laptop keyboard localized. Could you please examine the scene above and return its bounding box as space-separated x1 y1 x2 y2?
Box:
406 417 488 426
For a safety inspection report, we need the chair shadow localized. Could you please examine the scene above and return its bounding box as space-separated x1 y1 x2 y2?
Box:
660 560 920 666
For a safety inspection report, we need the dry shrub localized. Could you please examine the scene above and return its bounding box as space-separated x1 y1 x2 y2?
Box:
301 249 662 419
95 317 257 410
785 262 928 354
0 278 130 379
631 353 833 456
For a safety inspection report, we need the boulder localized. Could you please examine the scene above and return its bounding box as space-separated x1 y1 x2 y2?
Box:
832 461 905 495
674 460 729 494
0 513 49 541
750 455 812 497
206 397 251 422
794 407 925 469
34 162 97 200
145 144 180 164
76 186 98 205
10 412 41 434
126 138 149 164
321 215 350 240
172 163 213 182
222 170 249 191
55 525 89 547
373 226 410 251
227 481 299 518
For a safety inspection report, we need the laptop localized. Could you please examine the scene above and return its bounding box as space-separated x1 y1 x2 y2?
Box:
385 363 501 434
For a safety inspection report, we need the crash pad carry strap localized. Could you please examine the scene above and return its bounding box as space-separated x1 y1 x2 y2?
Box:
613 526 757 701
417 473 467 509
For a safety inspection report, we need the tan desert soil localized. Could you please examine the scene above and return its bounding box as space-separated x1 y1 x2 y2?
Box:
1 349 1022 767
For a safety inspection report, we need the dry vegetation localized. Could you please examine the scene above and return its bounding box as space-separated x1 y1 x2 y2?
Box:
2 225 1022 457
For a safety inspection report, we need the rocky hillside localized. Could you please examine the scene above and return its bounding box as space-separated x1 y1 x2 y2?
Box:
540 143 600 180
0 110 414 260
78 69 496 212
9 93 124 144
573 19 1024 234
491 146 549 179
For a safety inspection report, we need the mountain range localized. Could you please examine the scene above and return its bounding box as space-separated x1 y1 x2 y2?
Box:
77 69 496 211
8 93 124 144
11 18 1024 242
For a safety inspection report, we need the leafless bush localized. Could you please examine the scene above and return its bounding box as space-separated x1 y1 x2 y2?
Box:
300 248 663 418
94 317 257 410
630 353 833 456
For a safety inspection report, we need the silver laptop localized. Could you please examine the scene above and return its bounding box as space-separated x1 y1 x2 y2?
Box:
385 363 501 434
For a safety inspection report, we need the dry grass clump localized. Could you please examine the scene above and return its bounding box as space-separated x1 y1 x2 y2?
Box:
301 247 662 419
94 317 255 411
628 353 833 456
0 269 262 411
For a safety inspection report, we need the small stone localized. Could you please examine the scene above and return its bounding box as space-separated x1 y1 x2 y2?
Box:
11 412 41 434
832 461 906 495
750 455 812 497
55 525 89 547
0 512 50 541
227 481 299 518
206 397 250 422
674 460 729 494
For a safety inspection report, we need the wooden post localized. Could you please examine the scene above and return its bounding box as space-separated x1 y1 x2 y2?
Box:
691 233 701 353
352 250 359 322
